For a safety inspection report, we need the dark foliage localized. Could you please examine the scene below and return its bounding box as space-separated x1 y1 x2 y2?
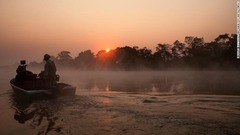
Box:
29 34 239 70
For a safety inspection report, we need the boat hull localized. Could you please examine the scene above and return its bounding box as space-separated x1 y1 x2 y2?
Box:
10 79 76 96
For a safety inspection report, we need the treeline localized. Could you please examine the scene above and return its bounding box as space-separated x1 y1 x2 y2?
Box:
29 34 239 70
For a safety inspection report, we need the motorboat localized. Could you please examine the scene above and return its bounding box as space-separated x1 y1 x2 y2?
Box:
10 78 76 96
10 60 76 97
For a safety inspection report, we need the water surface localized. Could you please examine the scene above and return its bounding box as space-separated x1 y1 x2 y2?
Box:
1 70 240 135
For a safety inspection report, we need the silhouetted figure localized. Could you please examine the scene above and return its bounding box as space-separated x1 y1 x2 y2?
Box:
16 60 27 73
15 60 35 83
16 60 27 83
43 54 57 89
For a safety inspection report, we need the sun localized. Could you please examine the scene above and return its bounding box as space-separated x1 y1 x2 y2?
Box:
106 49 110 53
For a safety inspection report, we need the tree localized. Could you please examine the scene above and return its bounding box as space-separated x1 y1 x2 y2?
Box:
185 36 204 49
57 51 73 67
153 44 172 68
57 51 72 60
137 47 153 68
213 34 237 68
114 46 139 70
171 40 188 67
184 37 208 68
172 40 186 59
74 50 95 69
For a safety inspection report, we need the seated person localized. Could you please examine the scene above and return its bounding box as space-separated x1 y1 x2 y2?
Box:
15 60 36 83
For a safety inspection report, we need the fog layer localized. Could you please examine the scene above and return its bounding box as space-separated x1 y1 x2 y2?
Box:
56 70 240 95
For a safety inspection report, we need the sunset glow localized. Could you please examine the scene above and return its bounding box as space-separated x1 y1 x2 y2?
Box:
0 0 236 65
106 49 110 53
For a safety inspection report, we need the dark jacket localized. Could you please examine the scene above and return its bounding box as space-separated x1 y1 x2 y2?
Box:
44 59 56 79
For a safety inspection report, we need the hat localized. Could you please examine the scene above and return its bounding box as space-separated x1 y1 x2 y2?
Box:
20 60 26 65
44 54 51 60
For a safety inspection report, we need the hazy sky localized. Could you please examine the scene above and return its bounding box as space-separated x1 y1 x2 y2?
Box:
0 0 236 66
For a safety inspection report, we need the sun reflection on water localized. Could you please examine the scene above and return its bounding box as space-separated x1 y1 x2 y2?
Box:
105 83 110 92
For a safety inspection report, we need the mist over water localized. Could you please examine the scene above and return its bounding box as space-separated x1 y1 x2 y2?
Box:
56 70 240 95
3 66 240 95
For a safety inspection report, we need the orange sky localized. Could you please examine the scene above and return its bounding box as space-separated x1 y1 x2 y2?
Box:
0 0 236 65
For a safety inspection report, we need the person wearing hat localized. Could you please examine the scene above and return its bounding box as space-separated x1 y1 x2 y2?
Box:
43 54 57 88
15 60 28 83
15 60 36 83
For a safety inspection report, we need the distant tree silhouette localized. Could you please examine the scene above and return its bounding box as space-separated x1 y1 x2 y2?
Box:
184 37 209 68
137 47 153 69
114 46 139 70
96 50 109 69
27 33 238 70
74 50 95 69
57 51 73 68
57 51 72 60
172 40 184 58
153 44 172 69
213 34 238 68
171 40 187 68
